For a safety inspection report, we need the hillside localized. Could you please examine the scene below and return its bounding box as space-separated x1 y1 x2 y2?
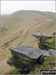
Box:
0 10 56 74
1 10 55 58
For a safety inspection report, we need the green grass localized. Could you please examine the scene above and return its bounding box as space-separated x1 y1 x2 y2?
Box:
46 37 55 49
38 37 55 50
8 69 20 74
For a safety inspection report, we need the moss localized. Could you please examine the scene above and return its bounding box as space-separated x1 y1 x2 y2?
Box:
46 37 55 48
8 55 55 74
38 37 55 50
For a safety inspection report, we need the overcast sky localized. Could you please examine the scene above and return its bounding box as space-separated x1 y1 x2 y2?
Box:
1 1 55 15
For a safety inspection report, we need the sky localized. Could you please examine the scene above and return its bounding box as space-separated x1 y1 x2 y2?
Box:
1 1 55 15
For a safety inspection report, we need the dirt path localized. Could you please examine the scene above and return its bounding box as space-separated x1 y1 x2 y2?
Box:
0 58 15 74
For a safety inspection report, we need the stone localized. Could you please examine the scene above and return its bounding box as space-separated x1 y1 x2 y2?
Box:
32 32 54 38
9 45 46 59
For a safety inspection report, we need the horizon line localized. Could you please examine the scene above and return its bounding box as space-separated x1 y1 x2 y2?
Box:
1 10 56 16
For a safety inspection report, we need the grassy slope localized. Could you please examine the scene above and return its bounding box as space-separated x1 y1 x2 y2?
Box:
42 12 56 20
0 10 56 74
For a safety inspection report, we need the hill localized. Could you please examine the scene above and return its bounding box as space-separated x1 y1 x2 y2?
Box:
1 10 55 60
0 10 56 74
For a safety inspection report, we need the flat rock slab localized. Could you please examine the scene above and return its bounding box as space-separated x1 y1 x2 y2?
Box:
43 49 56 56
43 51 51 56
10 45 46 59
32 33 54 38
49 49 56 56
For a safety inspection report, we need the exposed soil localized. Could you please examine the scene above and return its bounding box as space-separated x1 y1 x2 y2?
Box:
0 58 15 74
